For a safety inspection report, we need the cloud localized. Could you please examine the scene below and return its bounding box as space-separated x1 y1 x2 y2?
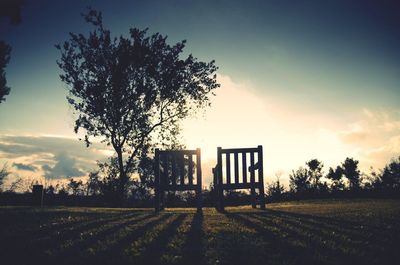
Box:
0 142 42 158
42 153 85 179
0 135 110 160
12 163 37 172
0 134 112 180
338 108 400 169
42 164 52 171
383 121 400 132
340 127 368 146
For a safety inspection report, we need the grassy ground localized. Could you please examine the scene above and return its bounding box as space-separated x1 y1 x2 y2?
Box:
1 199 399 265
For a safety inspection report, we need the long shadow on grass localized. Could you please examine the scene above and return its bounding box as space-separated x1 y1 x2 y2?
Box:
26 212 147 259
249 210 399 265
50 212 158 265
180 211 205 265
241 213 355 265
264 209 398 247
250 213 356 259
251 212 370 247
1 210 105 236
22 211 141 247
280 209 399 235
78 213 176 265
224 212 324 265
0 211 138 265
263 209 393 234
123 213 187 265
40 211 142 242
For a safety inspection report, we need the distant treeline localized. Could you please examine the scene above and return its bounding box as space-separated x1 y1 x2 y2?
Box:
0 156 399 207
266 156 400 202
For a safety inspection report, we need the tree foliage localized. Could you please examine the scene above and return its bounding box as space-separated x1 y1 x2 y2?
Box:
86 171 102 196
96 157 123 203
0 0 24 104
0 164 10 192
326 166 344 191
268 177 285 200
67 178 84 195
289 167 310 194
376 156 400 191
56 9 219 204
0 41 11 103
342 157 361 190
306 159 323 190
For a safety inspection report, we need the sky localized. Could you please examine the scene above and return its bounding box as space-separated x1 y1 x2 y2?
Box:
0 0 399 189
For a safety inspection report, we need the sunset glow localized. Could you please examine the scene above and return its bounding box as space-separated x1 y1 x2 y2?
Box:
1 0 399 190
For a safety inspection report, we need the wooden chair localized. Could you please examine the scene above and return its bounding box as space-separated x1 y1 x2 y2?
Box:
154 148 202 212
213 145 265 211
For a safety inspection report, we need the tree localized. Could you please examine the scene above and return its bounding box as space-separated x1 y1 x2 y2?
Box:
67 178 84 195
289 167 310 194
56 9 219 204
97 157 123 204
7 177 22 192
131 155 154 201
306 159 323 190
0 41 11 103
46 185 56 196
0 0 24 104
360 167 377 190
58 185 69 197
136 155 156 190
377 156 400 191
0 164 10 192
326 166 344 192
342 157 361 190
86 171 102 196
267 176 285 201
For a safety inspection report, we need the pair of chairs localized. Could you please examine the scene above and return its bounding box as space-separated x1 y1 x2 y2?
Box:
154 146 265 212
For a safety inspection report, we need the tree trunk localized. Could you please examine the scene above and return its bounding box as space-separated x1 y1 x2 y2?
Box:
116 148 127 206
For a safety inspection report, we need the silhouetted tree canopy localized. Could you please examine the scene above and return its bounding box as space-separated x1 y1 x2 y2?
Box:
56 8 219 204
0 41 11 103
0 164 10 192
377 156 400 191
45 185 56 196
306 159 323 190
86 171 101 196
326 166 345 191
268 177 285 200
342 157 361 190
0 0 24 104
67 178 84 195
289 167 310 194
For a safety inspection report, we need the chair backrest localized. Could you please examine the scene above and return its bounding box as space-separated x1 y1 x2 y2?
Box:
154 148 202 211
213 145 265 210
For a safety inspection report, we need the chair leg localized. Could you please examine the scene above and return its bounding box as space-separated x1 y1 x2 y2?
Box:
251 186 256 208
259 185 266 209
196 187 202 212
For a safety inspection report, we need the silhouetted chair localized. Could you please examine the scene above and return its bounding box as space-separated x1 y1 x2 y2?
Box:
213 145 265 211
154 148 202 212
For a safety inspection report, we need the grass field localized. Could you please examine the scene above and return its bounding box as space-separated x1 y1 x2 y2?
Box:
1 199 400 265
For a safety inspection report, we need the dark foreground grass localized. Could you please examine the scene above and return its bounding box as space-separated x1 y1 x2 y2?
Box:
1 199 399 265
